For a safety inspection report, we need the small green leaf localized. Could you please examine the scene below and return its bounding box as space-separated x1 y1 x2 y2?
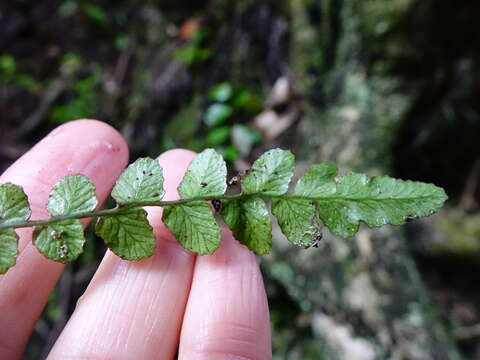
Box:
96 208 155 260
174 45 211 66
0 229 19 273
209 83 233 102
270 163 336 246
34 219 85 263
47 174 97 216
34 176 94 263
272 198 318 247
222 145 239 161
231 124 261 157
0 183 30 273
178 149 227 198
316 173 448 237
0 54 16 75
268 163 337 246
242 148 295 196
204 103 233 126
206 126 231 146
0 183 31 225
111 157 165 205
163 201 221 254
232 89 262 114
295 163 337 197
221 198 272 254
82 3 108 25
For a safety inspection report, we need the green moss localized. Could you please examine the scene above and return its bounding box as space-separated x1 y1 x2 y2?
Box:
432 210 480 258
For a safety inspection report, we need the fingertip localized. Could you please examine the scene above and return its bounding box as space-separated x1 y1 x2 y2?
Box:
0 120 131 357
51 119 130 165
3 119 129 180
1 119 129 221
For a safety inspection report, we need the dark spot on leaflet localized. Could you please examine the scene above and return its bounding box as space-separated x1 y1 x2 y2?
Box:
228 176 239 186
201 182 208 188
152 192 159 197
59 244 69 258
212 199 222 212
52 230 65 241
304 231 323 249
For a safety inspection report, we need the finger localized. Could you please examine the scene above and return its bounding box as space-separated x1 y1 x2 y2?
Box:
0 119 129 359
178 232 272 360
49 149 197 360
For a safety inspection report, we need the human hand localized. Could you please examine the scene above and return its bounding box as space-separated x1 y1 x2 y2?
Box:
0 120 271 359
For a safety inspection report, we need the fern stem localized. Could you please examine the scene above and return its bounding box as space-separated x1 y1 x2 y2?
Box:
0 194 244 230
0 189 439 231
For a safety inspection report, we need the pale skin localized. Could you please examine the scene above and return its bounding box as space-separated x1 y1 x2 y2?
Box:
0 120 272 359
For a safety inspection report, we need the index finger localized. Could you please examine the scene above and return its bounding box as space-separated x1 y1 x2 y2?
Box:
0 120 129 359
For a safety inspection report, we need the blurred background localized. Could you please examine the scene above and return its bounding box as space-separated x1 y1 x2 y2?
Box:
1 0 480 358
